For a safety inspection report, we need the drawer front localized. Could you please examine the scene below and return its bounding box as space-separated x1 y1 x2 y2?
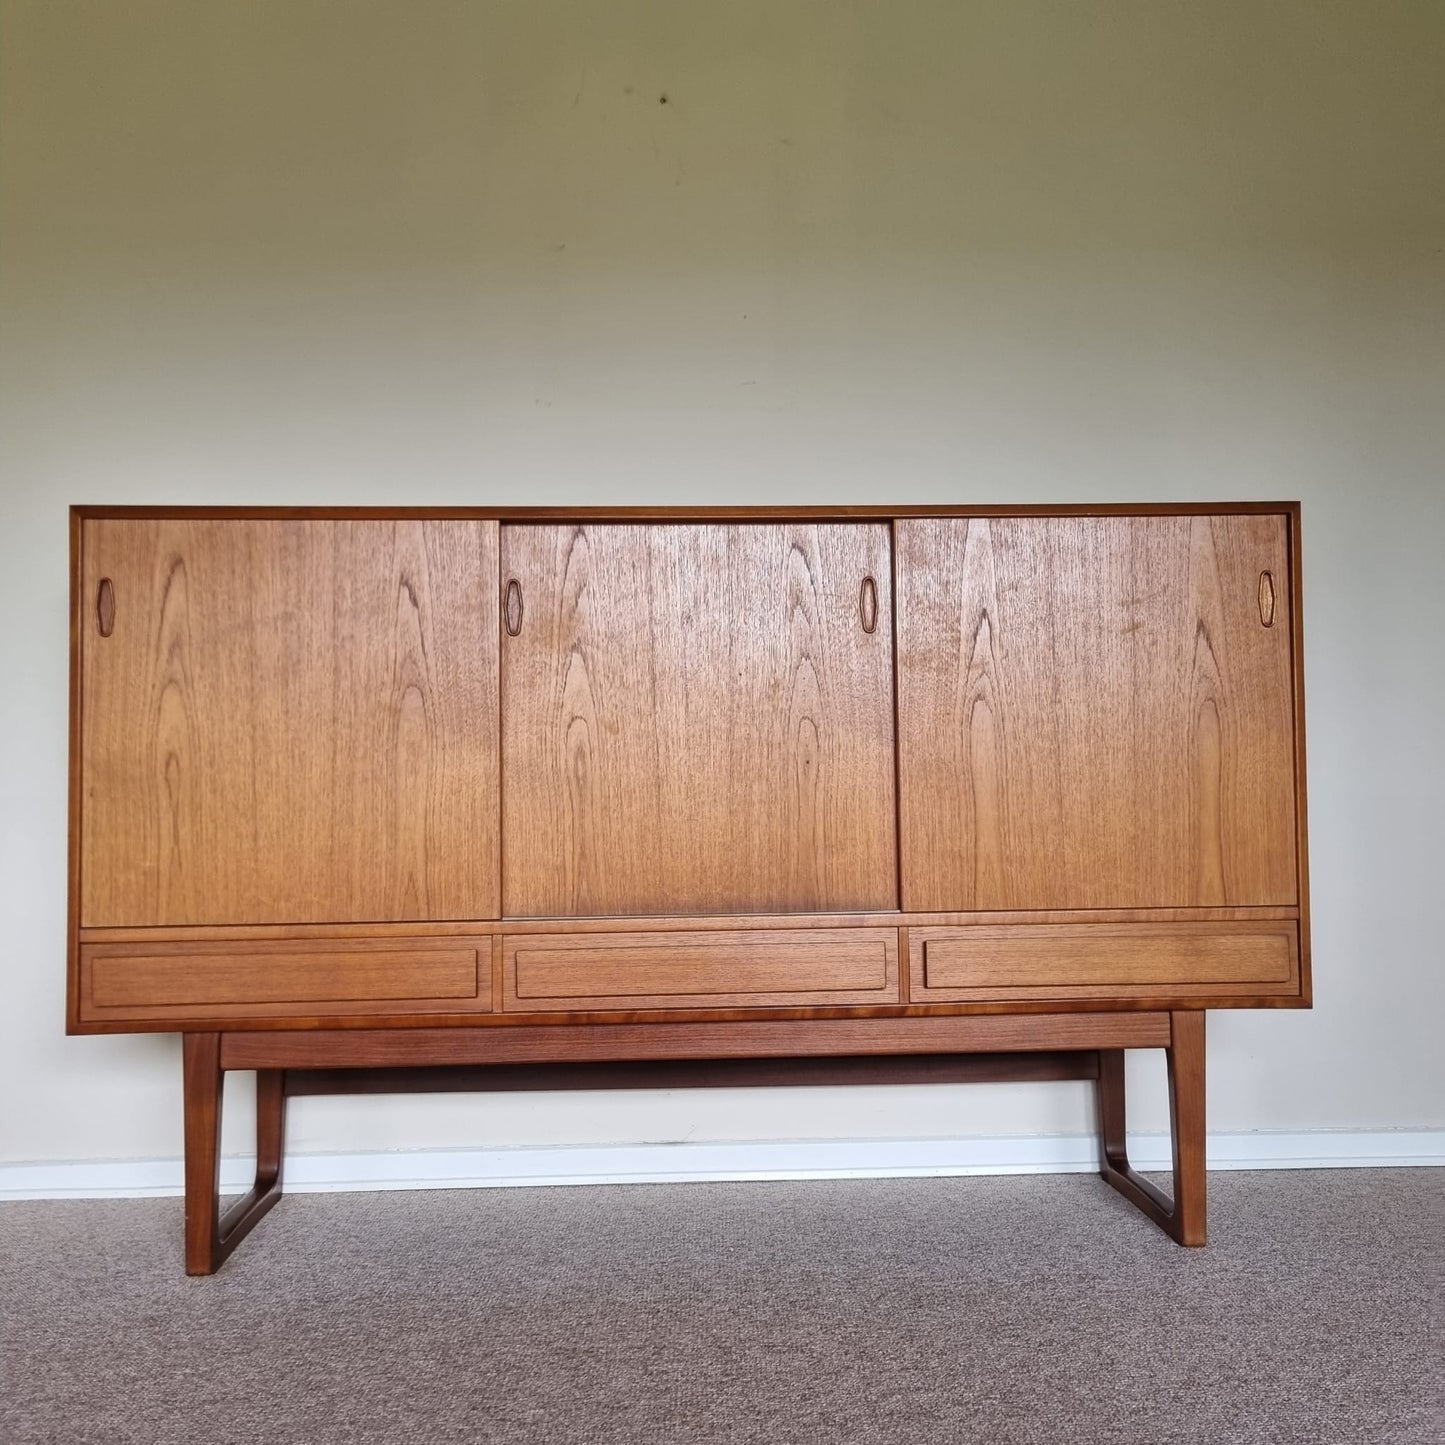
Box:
81 939 488 1021
909 923 1299 1002
503 928 898 1012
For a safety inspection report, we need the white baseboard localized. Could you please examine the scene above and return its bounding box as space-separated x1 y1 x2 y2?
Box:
1 1129 1440 1200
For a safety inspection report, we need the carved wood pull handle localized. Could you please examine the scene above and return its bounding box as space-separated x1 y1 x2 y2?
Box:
504 578 524 637
859 575 879 634
1258 570 1276 627
96 577 116 637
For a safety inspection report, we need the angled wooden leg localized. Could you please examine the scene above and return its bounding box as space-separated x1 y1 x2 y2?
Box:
1166 1010 1207 1245
254 1069 286 1196
182 1034 287 1275
1097 1047 1129 1174
1095 1010 1207 1246
182 1033 224 1275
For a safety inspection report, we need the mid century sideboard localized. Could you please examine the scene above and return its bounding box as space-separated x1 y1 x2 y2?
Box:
68 504 1309 1272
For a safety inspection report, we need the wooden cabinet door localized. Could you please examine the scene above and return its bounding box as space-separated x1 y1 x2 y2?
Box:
80 518 499 926
501 523 896 916
896 514 1298 911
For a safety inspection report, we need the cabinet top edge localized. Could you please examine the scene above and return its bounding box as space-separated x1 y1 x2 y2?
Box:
71 502 1302 522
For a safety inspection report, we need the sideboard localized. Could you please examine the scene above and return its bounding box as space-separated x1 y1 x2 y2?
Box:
68 504 1309 1271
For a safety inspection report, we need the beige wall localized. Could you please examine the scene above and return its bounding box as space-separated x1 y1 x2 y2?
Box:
2 1 1442 1166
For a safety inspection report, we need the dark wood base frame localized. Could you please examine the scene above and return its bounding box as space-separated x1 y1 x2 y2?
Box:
182 1034 286 1274
180 1010 1206 1274
1097 1009 1207 1245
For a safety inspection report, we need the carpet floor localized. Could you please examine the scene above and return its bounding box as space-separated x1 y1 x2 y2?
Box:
2 1168 1440 1444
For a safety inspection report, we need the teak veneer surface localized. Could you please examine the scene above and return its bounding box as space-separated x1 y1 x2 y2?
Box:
896 515 1297 911
502 927 898 1011
500 523 897 917
73 915 1301 1029
80 518 500 927
83 938 486 1018
909 922 1298 1003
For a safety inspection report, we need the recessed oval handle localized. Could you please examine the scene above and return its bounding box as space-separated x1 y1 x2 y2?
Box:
96 577 116 637
504 578 524 637
859 575 878 635
1258 570 1276 628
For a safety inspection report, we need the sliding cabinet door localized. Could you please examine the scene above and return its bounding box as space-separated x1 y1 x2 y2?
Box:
896 514 1297 911
80 518 499 925
501 523 896 916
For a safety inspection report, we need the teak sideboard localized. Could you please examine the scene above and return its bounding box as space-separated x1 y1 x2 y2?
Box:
67 504 1310 1272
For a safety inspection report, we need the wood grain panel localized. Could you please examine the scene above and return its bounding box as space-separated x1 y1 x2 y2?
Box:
896 515 1297 910
79 519 499 926
79 937 491 1022
501 524 896 916
913 924 1295 996
504 928 896 1011
90 948 479 1008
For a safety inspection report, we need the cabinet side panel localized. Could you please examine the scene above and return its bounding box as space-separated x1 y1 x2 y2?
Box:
1288 504 1312 1005
80 519 499 925
67 510 85 1030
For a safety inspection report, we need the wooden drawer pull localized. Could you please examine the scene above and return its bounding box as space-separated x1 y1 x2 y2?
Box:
504 578 524 636
859 575 878 634
1258 570 1276 627
96 577 116 637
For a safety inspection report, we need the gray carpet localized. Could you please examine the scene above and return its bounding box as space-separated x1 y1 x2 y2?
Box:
2 1169 1441 1444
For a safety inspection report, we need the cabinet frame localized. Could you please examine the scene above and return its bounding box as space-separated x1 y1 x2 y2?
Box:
68 500 1309 1034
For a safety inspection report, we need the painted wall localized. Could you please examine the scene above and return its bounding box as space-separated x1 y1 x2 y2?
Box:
2 1 1441 1169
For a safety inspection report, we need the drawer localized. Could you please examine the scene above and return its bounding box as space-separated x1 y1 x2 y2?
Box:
909 923 1299 1002
503 928 898 1012
81 938 487 1020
